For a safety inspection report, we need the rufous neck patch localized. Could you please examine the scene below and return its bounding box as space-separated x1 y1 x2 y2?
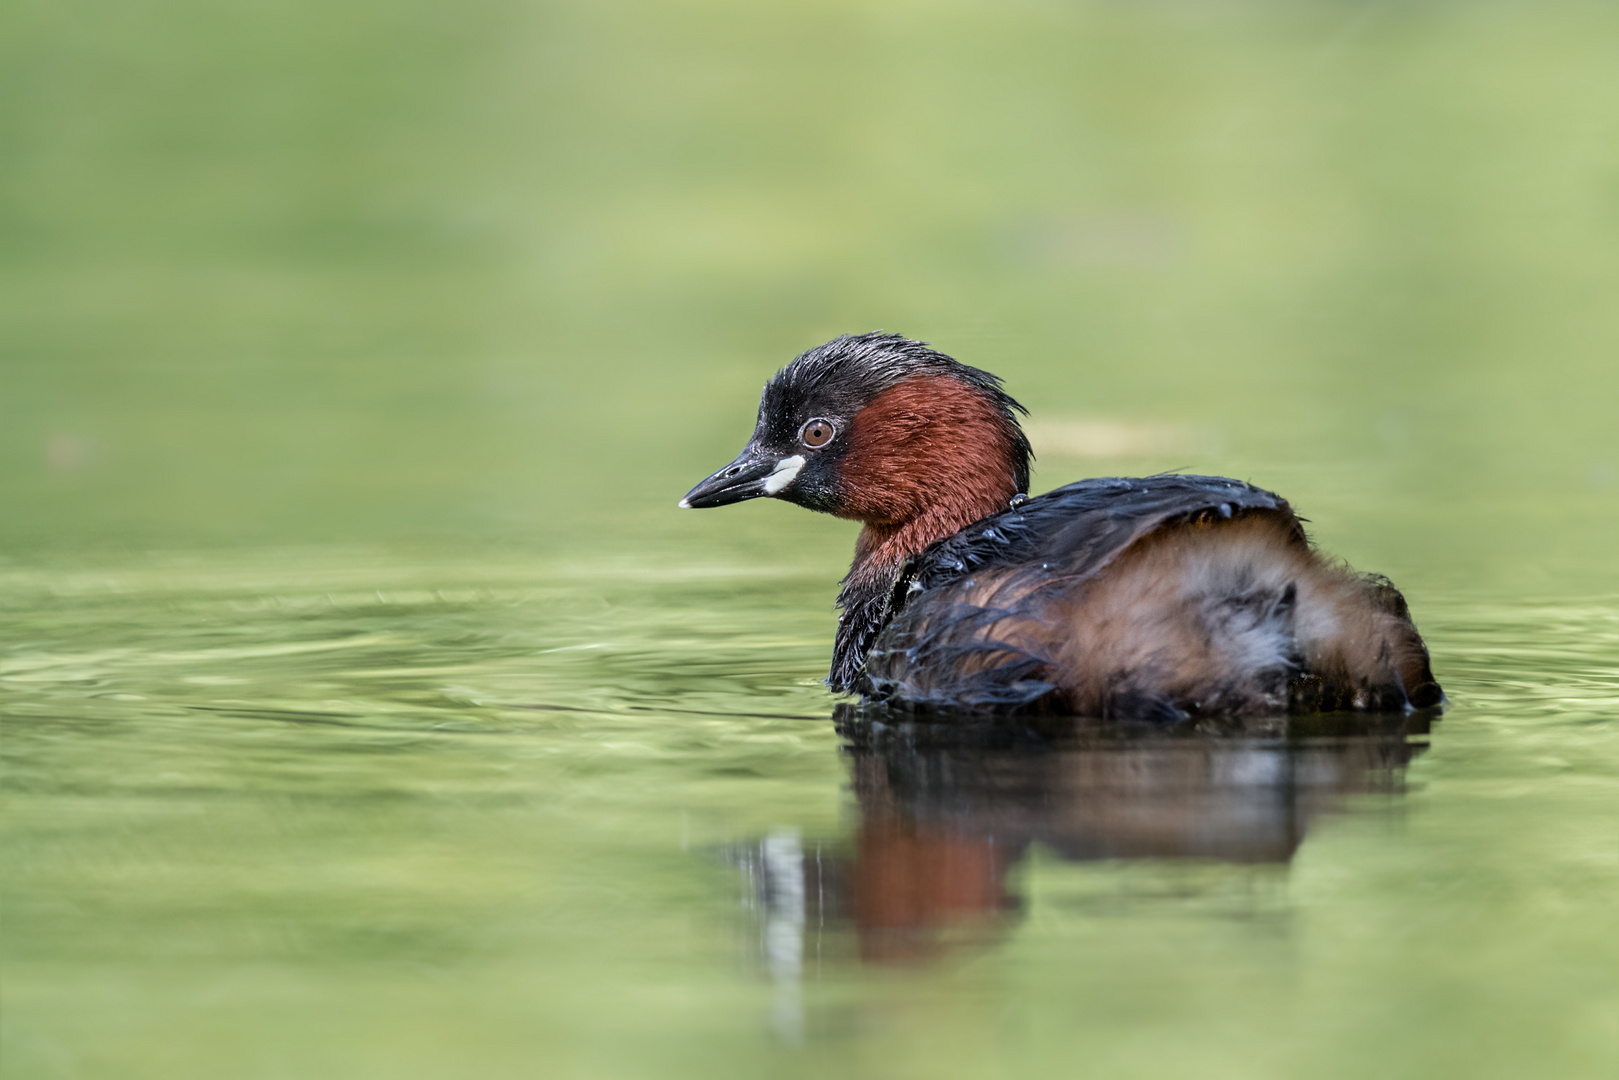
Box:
838 374 1021 576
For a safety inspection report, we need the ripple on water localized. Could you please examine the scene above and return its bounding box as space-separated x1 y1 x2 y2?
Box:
1 560 1615 1079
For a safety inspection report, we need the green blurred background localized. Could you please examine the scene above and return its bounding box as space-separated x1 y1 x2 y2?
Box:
3 3 1618 1079
4 0 1615 584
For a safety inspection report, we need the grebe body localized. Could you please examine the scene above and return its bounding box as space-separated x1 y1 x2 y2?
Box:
681 333 1442 719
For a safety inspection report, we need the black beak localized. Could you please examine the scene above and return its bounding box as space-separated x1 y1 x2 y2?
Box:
680 444 788 509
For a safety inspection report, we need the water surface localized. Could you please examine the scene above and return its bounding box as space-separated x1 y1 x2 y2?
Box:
4 551 1614 1078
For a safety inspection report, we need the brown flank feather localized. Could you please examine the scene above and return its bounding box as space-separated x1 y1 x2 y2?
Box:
889 512 1440 716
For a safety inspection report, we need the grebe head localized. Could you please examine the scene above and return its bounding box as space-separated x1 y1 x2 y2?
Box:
680 333 1031 536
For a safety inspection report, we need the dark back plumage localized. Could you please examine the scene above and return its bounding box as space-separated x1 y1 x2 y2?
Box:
854 475 1300 710
904 475 1296 594
852 473 1442 719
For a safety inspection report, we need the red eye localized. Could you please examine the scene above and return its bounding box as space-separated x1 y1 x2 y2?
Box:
799 418 836 448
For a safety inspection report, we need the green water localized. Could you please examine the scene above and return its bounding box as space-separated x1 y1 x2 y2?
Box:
3 1 1617 1077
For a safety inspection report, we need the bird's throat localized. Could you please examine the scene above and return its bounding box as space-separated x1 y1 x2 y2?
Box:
846 489 1012 603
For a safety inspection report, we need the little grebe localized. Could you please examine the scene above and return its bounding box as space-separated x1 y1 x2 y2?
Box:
681 333 1442 719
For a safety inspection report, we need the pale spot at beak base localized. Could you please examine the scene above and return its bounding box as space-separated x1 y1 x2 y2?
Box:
763 455 806 494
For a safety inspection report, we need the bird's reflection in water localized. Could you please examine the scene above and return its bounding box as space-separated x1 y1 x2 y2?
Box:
732 706 1434 987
